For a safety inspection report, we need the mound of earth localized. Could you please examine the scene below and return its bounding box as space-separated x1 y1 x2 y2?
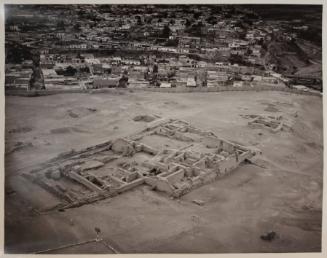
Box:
264 104 280 113
133 115 158 123
66 107 97 119
50 127 89 134
8 127 32 134
6 141 34 155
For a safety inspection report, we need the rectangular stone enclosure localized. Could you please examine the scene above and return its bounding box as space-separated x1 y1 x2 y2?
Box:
23 119 258 211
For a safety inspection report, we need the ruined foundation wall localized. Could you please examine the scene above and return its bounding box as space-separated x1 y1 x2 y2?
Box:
24 118 258 210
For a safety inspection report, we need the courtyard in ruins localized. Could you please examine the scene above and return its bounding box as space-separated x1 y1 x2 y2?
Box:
5 90 323 253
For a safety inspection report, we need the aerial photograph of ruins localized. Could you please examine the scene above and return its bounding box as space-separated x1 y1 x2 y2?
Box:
4 3 323 254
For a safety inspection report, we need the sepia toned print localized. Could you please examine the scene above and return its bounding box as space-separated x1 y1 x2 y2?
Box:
4 4 323 254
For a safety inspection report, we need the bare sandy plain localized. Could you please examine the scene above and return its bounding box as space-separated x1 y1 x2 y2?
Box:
4 90 323 253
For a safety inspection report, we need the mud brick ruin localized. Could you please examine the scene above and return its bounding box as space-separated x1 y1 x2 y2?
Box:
23 119 258 211
244 114 285 133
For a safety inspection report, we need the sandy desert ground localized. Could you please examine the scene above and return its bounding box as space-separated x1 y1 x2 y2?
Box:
4 90 323 253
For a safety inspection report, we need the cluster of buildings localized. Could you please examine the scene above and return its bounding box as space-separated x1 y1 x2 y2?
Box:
5 4 315 91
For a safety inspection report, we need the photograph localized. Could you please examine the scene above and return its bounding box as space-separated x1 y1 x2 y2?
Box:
3 3 323 254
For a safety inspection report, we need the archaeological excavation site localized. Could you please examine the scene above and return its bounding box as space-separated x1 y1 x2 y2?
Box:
5 90 323 254
23 119 258 211
241 114 290 133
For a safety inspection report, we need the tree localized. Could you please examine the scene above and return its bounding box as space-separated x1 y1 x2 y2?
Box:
79 66 90 74
235 20 245 29
229 54 245 65
166 38 179 47
186 21 204 37
64 66 77 76
246 49 252 55
170 12 176 19
153 63 158 73
162 12 168 18
161 24 171 38
135 15 143 26
5 43 33 64
244 12 259 20
94 227 101 240
211 6 222 15
193 12 201 20
73 23 81 32
56 20 65 30
206 15 217 25
242 18 253 26
167 68 176 79
118 74 129 88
